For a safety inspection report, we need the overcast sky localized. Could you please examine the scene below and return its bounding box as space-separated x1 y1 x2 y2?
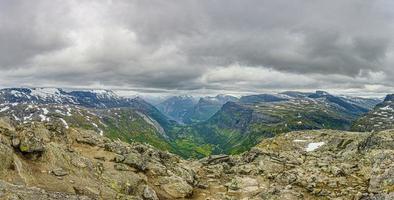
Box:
0 0 393 97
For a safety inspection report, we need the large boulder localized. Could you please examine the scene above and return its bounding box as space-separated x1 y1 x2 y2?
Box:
143 186 159 200
11 126 50 158
159 176 193 198
123 151 147 171
0 117 15 137
0 143 14 175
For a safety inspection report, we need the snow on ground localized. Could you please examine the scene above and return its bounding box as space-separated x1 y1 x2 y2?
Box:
12 114 20 121
30 88 61 99
293 139 307 142
59 118 69 129
306 142 325 152
39 114 49 122
55 110 65 115
98 120 107 127
42 108 49 115
0 106 10 112
10 90 26 98
66 107 72 116
92 122 104 136
91 122 103 136
23 114 33 121
92 122 98 128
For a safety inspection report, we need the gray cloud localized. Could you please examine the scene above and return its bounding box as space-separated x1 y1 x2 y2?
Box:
0 0 393 96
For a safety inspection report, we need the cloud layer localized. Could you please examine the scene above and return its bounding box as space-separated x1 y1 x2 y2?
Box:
1 0 393 96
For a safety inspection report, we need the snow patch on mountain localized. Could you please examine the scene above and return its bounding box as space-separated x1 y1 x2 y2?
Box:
306 142 325 152
0 106 10 112
60 118 69 129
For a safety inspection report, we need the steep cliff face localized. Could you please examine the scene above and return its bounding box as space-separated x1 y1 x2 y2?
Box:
0 117 393 199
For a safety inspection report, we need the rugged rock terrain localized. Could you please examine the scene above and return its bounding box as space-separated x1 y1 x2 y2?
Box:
0 117 195 200
0 116 393 199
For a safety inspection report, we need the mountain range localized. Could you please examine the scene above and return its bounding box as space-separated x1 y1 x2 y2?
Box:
0 87 393 199
0 87 387 158
167 91 382 157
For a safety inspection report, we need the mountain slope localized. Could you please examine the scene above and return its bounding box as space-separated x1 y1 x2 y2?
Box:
0 88 382 159
157 95 237 124
156 95 197 123
0 88 176 152
239 93 289 104
170 91 379 157
352 94 394 132
0 88 124 108
182 95 238 124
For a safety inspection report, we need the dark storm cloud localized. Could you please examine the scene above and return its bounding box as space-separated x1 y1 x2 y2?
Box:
0 0 393 95
0 0 70 68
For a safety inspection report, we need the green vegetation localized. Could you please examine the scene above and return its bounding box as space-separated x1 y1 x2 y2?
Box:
26 97 371 159
166 99 362 158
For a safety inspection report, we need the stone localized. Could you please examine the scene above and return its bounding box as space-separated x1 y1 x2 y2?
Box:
113 154 125 163
71 157 91 169
143 186 159 200
160 176 193 198
202 154 230 165
11 137 20 147
123 152 147 171
114 163 130 171
94 156 105 161
13 131 45 155
73 186 99 199
52 168 69 176
0 144 14 174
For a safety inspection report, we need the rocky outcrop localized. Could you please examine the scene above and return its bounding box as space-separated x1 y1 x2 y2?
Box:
0 117 393 199
0 118 197 199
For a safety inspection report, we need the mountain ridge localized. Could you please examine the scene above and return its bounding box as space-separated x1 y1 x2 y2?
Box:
0 88 383 158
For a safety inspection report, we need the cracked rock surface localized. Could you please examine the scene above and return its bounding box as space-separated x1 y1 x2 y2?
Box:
0 117 393 199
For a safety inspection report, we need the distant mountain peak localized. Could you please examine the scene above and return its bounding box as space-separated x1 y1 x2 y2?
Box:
384 94 394 102
239 93 289 104
315 90 331 95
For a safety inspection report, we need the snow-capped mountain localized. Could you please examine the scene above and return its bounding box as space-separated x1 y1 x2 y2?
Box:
0 88 175 152
0 88 135 108
0 87 173 131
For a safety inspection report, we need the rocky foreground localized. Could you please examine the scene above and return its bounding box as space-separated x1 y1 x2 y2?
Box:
0 117 393 199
